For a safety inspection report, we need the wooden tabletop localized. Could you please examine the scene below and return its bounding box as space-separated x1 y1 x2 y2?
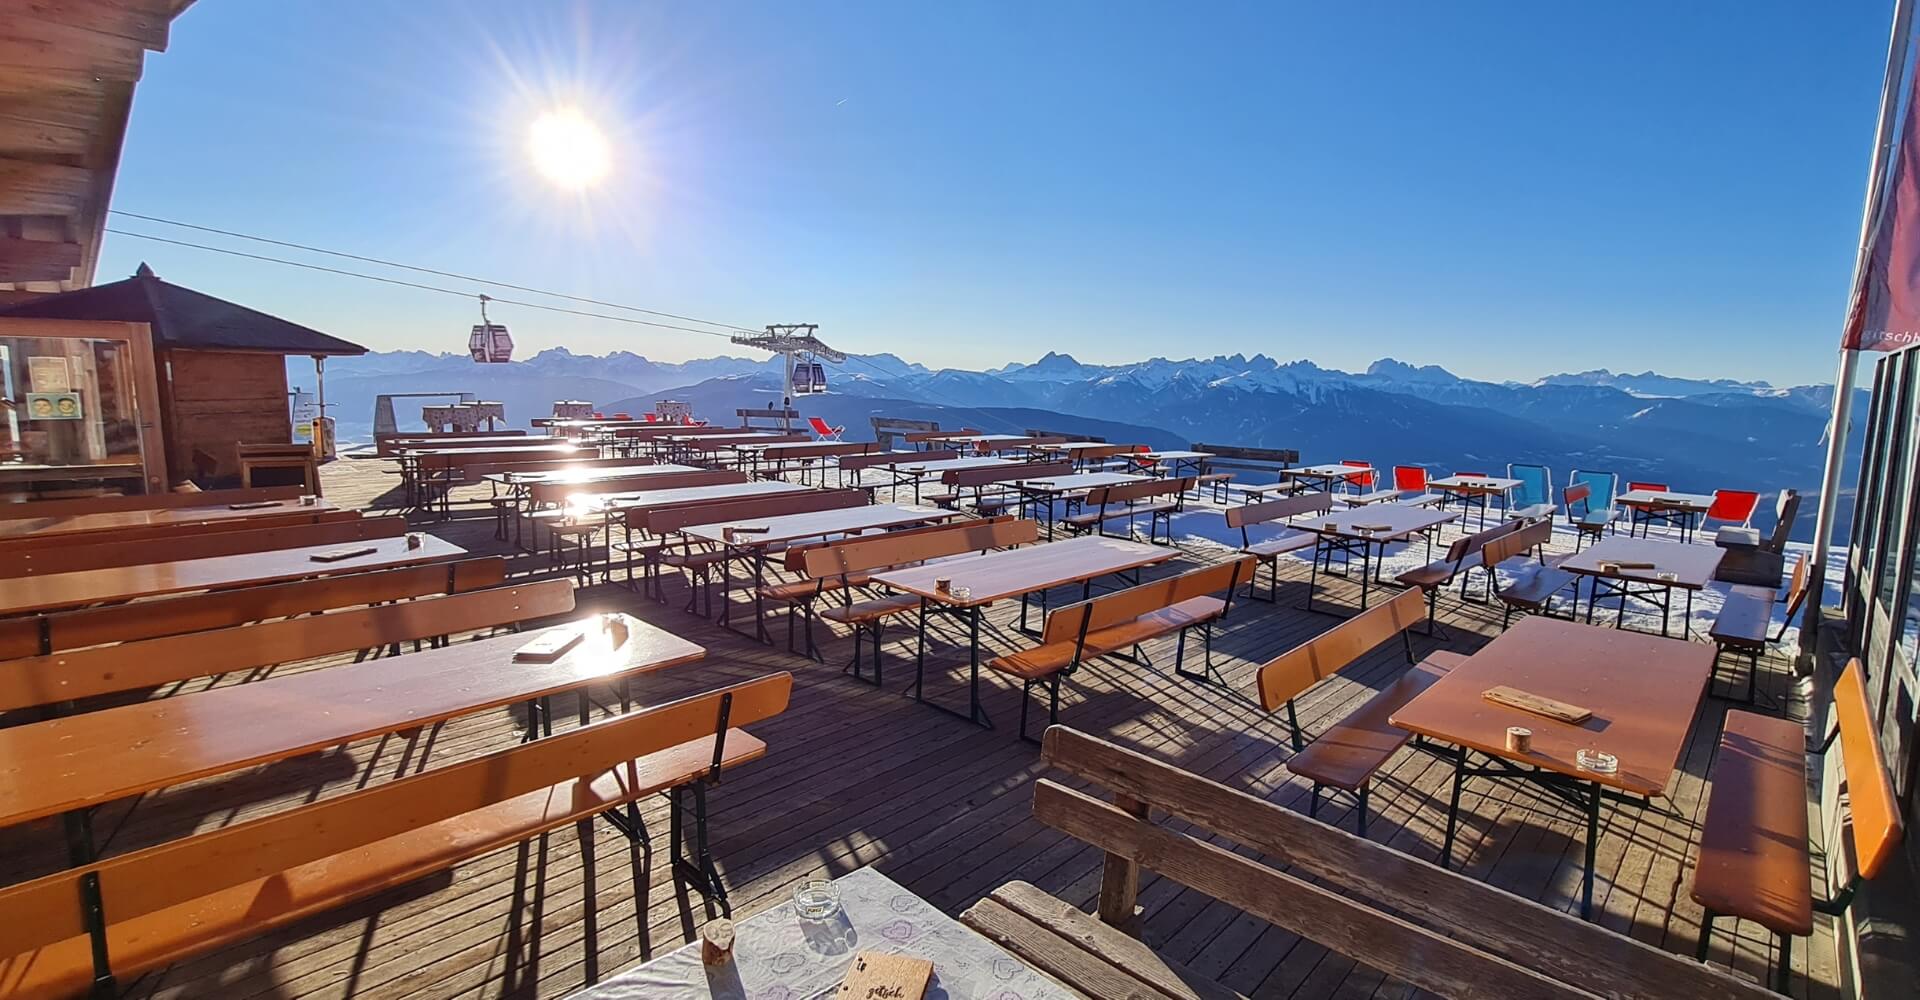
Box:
0 498 339 542
0 534 466 616
871 535 1174 607
1429 475 1521 492
1139 450 1213 460
681 504 962 548
1303 502 1457 541
404 444 578 458
1556 536 1727 589
1012 472 1146 493
1389 616 1713 796
0 613 704 828
587 480 809 512
1040 441 1112 451
1287 464 1372 478
487 463 698 485
1617 489 1714 511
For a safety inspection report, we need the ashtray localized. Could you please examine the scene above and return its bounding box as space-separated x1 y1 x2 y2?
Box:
1575 749 1618 774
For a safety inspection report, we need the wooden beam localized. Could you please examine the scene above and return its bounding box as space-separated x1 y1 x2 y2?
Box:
14 0 175 50
0 235 80 282
0 15 150 83
0 158 89 214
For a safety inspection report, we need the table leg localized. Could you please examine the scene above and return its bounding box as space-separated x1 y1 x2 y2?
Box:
752 549 772 643
1441 749 1466 868
1582 779 1600 920
1357 539 1374 610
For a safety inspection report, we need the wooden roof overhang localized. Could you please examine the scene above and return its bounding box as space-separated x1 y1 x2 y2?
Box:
0 0 197 294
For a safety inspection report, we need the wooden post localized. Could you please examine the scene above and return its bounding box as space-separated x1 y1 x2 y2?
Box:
1096 792 1147 930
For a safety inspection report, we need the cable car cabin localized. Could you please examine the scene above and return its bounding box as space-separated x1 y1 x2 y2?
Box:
469 323 513 363
792 361 828 394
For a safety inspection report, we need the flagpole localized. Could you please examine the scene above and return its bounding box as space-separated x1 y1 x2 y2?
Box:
1805 0 1919 652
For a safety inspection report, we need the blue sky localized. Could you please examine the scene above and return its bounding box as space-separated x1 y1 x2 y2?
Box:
100 2 1888 384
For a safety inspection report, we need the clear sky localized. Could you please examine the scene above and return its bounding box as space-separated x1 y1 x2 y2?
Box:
99 2 1889 384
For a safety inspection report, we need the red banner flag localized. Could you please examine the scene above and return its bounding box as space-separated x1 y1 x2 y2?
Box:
1846 59 1920 350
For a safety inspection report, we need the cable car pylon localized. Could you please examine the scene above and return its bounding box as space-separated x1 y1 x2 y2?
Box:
729 323 846 431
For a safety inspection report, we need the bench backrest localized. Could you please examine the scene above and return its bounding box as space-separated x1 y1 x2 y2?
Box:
1765 488 1802 552
1033 727 1778 1000
0 673 793 971
461 455 644 479
528 470 743 506
1085 477 1195 507
1255 587 1423 711
376 429 525 455
759 441 878 461
946 460 1071 487
0 486 304 519
1223 492 1333 529
804 518 1039 578
0 580 577 712
838 450 936 472
0 516 409 578
783 515 1015 572
1834 659 1905 879
906 428 974 444
1563 481 1592 508
1043 557 1256 644
0 557 509 659
1480 517 1552 570
644 489 868 535
1025 428 1096 442
418 447 573 473
1065 443 1137 462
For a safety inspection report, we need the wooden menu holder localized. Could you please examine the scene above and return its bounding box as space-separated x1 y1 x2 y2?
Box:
1483 685 1592 724
836 952 933 1000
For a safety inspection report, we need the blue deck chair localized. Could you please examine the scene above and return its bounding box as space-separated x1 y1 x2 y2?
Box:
1505 464 1555 523
1567 469 1619 551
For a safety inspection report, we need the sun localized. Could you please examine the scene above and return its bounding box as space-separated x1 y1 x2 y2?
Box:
528 108 611 189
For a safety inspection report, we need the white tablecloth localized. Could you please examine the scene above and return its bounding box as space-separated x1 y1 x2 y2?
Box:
567 867 1076 1000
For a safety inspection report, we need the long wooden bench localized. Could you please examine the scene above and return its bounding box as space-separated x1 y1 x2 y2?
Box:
1692 658 1905 992
988 557 1255 741
799 518 1040 681
0 673 792 1000
1708 554 1810 703
1063 476 1195 544
752 441 877 482
962 727 1777 1000
1481 518 1577 628
1224 492 1333 601
1392 518 1523 636
0 486 304 519
375 428 526 456
0 556 508 660
523 469 744 553
0 515 409 578
0 508 360 553
833 448 955 493
0 579 576 716
617 489 868 610
1191 443 1299 503
1255 587 1459 835
927 460 1071 510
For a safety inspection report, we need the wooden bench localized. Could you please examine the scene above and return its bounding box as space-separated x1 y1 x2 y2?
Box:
1192 443 1299 503
961 727 1777 1000
617 489 868 610
833 448 946 492
1063 477 1195 544
1709 554 1810 703
1482 518 1578 628
802 518 1040 682
0 486 304 519
0 579 576 716
374 428 525 457
0 515 408 578
523 469 743 553
929 460 1071 511
1255 587 1456 834
989 557 1255 741
1692 658 1905 992
0 508 360 553
0 673 792 1000
0 556 507 660
752 441 877 482
1393 519 1524 637
1224 492 1334 601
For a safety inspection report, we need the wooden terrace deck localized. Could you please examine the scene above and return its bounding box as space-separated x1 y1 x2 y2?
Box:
0 455 1837 999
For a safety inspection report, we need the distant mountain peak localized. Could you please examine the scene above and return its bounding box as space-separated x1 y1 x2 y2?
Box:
1366 358 1460 383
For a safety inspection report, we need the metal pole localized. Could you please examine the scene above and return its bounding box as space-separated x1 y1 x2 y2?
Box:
1805 0 1918 652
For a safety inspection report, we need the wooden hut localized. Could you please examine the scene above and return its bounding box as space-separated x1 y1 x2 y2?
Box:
0 264 366 483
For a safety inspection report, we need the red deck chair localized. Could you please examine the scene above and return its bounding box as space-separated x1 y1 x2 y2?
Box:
1706 489 1761 528
808 416 844 441
1627 481 1668 492
1339 459 1375 491
612 412 631 420
1393 466 1427 491
1626 481 1674 536
644 413 659 423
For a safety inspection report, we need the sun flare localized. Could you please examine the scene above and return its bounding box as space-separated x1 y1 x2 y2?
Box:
528 108 611 189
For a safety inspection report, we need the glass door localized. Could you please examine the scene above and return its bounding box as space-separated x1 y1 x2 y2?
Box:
0 317 167 497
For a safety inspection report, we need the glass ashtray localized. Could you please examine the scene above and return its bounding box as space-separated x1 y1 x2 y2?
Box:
793 878 841 920
1575 749 1618 774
